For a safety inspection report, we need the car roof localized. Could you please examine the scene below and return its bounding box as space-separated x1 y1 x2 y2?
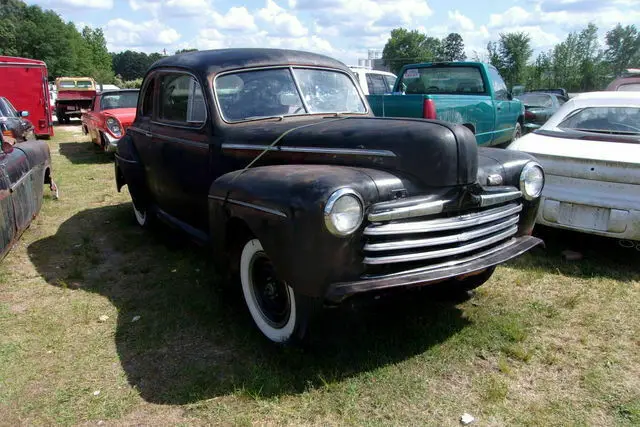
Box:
571 91 640 103
100 89 140 95
349 67 396 77
149 48 350 75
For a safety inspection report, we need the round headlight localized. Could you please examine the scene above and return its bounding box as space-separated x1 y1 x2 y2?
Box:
106 117 122 137
324 188 364 236
519 162 544 200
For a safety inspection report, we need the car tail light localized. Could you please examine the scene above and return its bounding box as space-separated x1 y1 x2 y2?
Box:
422 98 437 119
525 110 535 120
2 129 14 139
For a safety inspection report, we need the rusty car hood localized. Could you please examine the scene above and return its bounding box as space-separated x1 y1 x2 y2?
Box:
219 116 478 188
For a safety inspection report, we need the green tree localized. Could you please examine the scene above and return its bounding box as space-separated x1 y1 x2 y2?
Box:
497 32 532 88
82 26 114 82
486 41 503 71
382 28 441 74
440 33 466 61
175 48 198 54
605 24 640 77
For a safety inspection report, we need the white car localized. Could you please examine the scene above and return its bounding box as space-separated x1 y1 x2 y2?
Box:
349 67 397 95
508 92 640 243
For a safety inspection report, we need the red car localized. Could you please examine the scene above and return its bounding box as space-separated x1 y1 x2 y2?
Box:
82 89 139 152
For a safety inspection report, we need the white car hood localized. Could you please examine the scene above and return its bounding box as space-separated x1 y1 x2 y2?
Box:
508 131 640 165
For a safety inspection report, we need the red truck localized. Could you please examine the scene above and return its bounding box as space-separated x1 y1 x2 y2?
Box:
54 77 97 124
0 56 54 139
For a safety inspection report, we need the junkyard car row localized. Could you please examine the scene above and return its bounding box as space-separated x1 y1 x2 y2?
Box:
1 48 639 344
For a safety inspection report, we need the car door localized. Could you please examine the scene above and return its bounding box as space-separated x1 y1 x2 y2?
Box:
128 73 158 205
487 67 515 145
150 71 210 232
85 95 100 144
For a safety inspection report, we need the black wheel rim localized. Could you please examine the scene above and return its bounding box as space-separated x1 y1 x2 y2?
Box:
249 252 291 328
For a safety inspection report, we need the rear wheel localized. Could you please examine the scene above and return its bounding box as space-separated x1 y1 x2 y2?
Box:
239 238 300 343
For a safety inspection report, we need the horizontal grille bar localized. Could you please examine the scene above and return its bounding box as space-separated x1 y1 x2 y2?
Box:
364 202 523 236
364 215 519 252
368 199 446 222
363 225 519 265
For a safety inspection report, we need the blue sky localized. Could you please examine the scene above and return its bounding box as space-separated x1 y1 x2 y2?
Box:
26 0 640 64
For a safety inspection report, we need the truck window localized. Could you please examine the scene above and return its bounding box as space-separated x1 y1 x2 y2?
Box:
366 74 387 95
400 66 486 94
618 83 640 91
158 74 205 125
487 67 509 100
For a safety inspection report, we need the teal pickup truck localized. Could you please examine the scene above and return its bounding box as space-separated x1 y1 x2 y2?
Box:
368 62 524 146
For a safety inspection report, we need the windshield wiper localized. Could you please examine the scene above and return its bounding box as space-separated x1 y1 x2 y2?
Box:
572 128 640 136
244 115 285 121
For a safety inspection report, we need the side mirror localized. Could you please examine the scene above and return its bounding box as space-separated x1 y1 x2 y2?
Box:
20 111 29 117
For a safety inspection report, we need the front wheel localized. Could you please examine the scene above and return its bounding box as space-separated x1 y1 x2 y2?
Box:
512 122 522 142
239 238 300 343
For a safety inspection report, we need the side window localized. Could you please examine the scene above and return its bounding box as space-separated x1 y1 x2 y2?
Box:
488 68 509 100
158 73 206 125
383 75 397 91
366 73 387 95
141 77 155 118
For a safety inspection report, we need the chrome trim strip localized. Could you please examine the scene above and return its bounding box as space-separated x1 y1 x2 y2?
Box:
362 238 518 279
221 143 396 158
364 203 522 236
479 189 522 207
114 154 138 164
208 195 287 218
9 170 33 192
363 225 519 265
368 199 445 222
364 215 519 251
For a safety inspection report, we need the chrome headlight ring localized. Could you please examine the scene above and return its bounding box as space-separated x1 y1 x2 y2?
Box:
519 161 545 200
323 188 364 237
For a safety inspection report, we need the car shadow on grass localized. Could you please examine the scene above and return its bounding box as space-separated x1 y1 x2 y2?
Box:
27 203 470 405
507 225 640 281
58 141 113 165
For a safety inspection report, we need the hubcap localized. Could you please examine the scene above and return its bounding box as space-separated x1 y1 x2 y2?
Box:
249 252 291 328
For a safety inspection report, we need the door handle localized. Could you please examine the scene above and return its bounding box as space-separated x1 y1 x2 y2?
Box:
497 106 502 111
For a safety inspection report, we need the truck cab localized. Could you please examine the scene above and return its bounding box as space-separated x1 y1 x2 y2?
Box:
54 77 97 124
368 62 524 146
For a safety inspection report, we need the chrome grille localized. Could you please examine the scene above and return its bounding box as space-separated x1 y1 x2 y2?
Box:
363 200 522 266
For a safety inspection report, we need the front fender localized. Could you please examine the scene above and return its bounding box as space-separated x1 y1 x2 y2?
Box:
113 133 150 206
209 165 384 298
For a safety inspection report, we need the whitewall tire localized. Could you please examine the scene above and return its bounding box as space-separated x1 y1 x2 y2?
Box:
132 200 149 228
240 238 297 343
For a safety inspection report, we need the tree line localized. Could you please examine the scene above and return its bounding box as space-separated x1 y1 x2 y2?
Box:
383 23 640 92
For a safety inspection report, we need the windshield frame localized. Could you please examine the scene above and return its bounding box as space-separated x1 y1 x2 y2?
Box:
211 65 369 124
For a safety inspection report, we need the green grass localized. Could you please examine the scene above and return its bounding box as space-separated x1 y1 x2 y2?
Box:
0 125 639 425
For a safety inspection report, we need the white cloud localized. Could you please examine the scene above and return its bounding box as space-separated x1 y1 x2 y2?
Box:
257 0 308 37
105 18 181 51
129 0 212 17
448 10 474 32
211 7 258 32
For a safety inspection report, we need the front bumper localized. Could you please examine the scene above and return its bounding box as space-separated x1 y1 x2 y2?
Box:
103 132 120 153
325 235 541 303
523 123 541 133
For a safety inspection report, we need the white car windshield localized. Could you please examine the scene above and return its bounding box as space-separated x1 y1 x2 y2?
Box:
215 68 366 122
558 107 640 136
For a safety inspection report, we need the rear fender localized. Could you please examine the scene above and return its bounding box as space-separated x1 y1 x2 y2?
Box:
208 165 381 298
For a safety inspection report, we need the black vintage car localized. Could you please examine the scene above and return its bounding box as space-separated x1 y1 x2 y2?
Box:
0 123 57 260
114 49 544 344
0 96 34 142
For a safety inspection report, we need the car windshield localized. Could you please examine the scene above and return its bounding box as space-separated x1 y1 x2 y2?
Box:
518 93 553 107
558 107 640 137
214 67 366 122
399 66 486 94
618 83 640 91
0 98 18 117
100 92 139 110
